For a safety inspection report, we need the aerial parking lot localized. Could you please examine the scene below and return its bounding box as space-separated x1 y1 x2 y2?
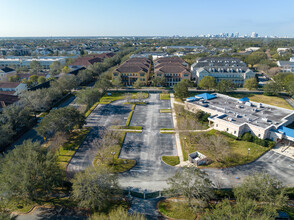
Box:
67 91 294 191
67 99 132 173
119 93 178 191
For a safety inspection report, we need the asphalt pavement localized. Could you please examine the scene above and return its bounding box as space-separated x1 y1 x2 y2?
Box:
118 93 178 192
203 150 294 188
66 100 132 174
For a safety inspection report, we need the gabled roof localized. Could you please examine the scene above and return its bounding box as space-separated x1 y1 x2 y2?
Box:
155 64 190 74
195 93 216 100
0 67 15 73
0 82 21 88
71 53 115 67
0 94 19 108
115 57 151 73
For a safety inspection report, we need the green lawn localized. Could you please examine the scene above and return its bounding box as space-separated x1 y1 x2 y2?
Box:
110 125 142 130
123 101 147 105
99 92 148 104
126 110 134 126
180 130 269 168
162 156 180 166
158 199 197 220
57 128 91 170
160 93 170 100
228 93 293 110
4 187 77 214
160 109 172 113
160 128 174 131
84 101 100 117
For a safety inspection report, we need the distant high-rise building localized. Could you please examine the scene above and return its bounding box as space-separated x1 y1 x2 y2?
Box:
251 32 258 38
235 32 239 38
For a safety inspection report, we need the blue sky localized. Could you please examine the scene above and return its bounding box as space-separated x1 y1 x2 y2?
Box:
1 0 294 37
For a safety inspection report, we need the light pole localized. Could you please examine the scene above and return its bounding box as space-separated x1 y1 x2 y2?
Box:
247 148 250 161
111 152 116 166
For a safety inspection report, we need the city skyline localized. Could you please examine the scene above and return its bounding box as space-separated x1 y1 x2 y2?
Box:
0 0 294 37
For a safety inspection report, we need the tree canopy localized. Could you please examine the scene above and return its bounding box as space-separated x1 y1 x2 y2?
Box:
198 76 216 90
244 78 258 90
216 80 235 93
36 106 85 138
71 166 120 211
0 140 63 201
167 167 214 211
173 79 193 99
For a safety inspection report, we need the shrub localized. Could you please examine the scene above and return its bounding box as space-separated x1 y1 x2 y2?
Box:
241 133 253 142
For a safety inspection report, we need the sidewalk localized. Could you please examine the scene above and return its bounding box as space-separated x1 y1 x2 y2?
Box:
170 94 184 164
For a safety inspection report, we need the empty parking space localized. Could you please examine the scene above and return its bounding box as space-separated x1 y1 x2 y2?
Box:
119 93 177 191
67 100 132 173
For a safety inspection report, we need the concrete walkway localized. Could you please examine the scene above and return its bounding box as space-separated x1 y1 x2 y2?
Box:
170 94 184 164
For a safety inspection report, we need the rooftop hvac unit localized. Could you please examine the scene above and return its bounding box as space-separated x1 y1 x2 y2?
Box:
245 102 252 107
262 117 269 122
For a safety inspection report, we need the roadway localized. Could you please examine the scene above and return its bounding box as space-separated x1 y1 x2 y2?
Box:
203 151 294 188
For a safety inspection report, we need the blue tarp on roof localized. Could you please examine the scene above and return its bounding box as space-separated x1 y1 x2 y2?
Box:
195 93 216 100
186 97 198 102
277 126 294 138
239 97 249 102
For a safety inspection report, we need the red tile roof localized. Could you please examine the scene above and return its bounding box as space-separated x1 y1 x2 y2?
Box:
0 82 21 88
71 52 115 67
0 94 19 108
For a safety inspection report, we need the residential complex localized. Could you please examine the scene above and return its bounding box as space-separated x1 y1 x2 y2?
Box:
71 53 114 67
191 57 255 86
113 57 151 85
0 82 27 95
0 56 68 69
0 93 19 111
154 57 191 87
185 93 294 142
277 58 294 72
0 67 16 81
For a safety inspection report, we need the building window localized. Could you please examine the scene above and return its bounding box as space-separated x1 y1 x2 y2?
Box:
234 131 236 134
140 73 145 77
216 124 218 127
258 134 261 138
226 128 229 131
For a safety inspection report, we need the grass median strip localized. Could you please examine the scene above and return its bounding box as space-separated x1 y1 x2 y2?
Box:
84 101 100 117
93 131 136 173
160 109 172 113
57 128 91 170
160 128 175 133
110 125 142 130
162 156 180 166
123 101 147 105
160 93 170 100
126 105 135 126
99 92 148 104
